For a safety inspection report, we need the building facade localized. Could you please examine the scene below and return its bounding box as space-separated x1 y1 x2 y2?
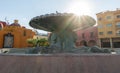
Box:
96 9 120 48
76 26 98 46
0 20 35 48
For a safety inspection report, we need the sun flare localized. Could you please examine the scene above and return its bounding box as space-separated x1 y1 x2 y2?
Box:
67 1 92 16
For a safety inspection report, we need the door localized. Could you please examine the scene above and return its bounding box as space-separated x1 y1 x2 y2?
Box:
3 33 14 48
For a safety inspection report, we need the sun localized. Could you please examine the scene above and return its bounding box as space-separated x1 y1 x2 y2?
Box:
67 1 92 16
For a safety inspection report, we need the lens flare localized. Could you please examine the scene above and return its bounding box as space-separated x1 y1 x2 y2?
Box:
67 1 93 16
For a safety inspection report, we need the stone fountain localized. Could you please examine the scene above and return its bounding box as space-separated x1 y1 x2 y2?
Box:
29 12 96 53
0 12 119 73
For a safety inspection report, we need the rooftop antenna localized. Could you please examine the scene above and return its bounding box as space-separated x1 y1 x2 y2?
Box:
5 17 9 25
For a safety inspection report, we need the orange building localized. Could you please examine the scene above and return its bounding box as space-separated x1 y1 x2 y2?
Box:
0 20 35 48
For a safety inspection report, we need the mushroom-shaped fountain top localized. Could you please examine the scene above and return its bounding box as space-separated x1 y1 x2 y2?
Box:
29 13 96 32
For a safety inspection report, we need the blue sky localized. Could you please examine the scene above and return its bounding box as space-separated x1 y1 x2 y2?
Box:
0 0 120 33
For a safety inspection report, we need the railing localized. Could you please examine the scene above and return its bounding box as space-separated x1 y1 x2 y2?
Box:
116 33 120 36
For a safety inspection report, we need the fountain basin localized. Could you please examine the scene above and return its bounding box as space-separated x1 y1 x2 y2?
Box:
0 54 119 73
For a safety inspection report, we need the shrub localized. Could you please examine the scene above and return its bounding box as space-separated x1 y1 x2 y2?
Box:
27 38 49 47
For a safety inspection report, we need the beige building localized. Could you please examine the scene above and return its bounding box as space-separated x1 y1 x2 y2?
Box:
33 35 48 39
96 8 120 48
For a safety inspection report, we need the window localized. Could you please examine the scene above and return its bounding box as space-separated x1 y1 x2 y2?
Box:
23 30 26 36
82 33 85 38
116 22 120 28
98 17 102 21
116 30 120 35
0 26 2 30
107 31 112 34
90 32 94 38
99 32 103 35
98 25 103 28
117 30 120 34
117 15 120 18
106 16 111 19
106 24 112 27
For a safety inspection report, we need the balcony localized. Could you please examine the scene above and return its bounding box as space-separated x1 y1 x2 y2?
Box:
116 33 120 36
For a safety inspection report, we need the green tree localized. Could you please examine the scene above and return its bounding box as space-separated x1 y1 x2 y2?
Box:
27 38 49 47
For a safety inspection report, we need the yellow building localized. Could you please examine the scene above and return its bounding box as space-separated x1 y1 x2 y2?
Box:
0 20 35 48
96 8 120 48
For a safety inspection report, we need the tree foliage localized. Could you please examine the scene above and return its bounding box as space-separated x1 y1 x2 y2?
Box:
27 38 49 47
